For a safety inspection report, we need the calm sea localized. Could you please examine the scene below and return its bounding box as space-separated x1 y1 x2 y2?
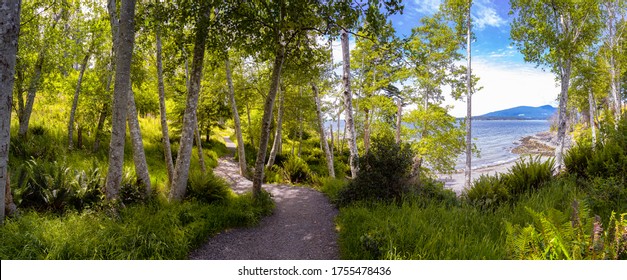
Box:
455 120 551 170
325 119 551 170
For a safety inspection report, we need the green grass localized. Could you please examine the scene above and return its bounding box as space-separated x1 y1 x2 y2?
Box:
3 111 274 259
0 192 273 259
335 177 584 260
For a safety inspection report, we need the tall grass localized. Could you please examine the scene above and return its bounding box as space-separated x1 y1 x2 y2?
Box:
336 178 583 260
0 193 273 259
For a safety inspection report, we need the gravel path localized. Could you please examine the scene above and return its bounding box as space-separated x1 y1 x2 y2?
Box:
189 137 339 260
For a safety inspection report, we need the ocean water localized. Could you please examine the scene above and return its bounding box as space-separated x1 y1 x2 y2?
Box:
454 120 551 170
325 119 551 170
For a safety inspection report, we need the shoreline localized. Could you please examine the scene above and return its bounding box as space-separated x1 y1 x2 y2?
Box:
439 130 558 195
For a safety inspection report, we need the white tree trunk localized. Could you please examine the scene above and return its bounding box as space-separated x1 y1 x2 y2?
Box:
68 52 90 149
588 89 597 148
225 55 247 175
396 98 402 144
341 29 359 178
312 83 335 178
18 49 43 139
127 90 152 194
266 83 284 168
252 45 285 197
156 30 174 184
105 0 136 201
194 118 206 173
0 0 21 224
170 8 210 201
464 1 473 189
554 59 572 170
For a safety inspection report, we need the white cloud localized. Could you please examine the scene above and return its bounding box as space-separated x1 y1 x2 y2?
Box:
413 0 442 15
472 0 506 30
444 58 559 118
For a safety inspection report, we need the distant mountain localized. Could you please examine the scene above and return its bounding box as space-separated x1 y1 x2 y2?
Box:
476 105 557 120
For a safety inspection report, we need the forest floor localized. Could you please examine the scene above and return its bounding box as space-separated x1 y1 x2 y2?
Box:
189 137 339 260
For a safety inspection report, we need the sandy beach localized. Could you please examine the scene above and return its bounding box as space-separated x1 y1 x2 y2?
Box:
440 130 560 195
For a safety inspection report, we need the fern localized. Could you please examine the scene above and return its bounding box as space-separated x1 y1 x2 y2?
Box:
506 200 627 259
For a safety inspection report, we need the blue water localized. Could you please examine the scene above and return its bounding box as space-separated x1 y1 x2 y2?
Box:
455 120 551 170
325 119 551 170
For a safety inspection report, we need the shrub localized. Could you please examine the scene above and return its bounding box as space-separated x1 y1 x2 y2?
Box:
186 170 231 204
13 160 76 213
564 143 593 178
337 136 413 206
503 156 554 198
464 174 509 210
69 166 104 211
279 156 312 184
119 169 150 205
583 177 627 221
506 201 627 260
319 177 348 204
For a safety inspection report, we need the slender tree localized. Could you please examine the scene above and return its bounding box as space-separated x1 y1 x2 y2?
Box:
464 0 473 189
312 83 335 178
225 54 247 175
105 0 137 201
341 29 359 178
0 0 21 224
510 0 601 169
266 83 285 168
68 47 92 150
169 5 212 201
156 29 174 183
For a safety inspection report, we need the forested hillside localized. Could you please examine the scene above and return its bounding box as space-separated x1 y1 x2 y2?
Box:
0 0 626 260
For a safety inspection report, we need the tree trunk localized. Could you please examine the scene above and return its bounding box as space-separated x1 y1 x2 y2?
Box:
194 118 206 173
464 1 473 190
77 126 83 148
588 89 597 148
127 90 152 194
105 0 136 201
169 8 210 201
312 83 335 178
363 108 371 154
156 30 174 184
554 59 572 170
225 55 247 175
68 52 90 150
0 0 21 224
246 101 255 148
341 29 359 178
266 83 284 168
252 45 286 198
18 49 44 139
105 0 135 201
92 103 108 152
396 98 402 144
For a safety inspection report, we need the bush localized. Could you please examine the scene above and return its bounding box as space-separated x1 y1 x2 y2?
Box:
564 143 593 178
503 156 554 198
186 170 231 204
337 136 414 206
319 177 348 205
119 169 150 205
279 156 312 184
506 201 627 260
583 177 627 221
565 115 627 182
13 160 75 213
464 174 509 210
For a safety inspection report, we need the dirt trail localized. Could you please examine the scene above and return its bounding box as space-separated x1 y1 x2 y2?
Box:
189 137 339 260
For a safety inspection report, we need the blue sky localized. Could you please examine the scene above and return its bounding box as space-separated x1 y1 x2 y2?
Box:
332 0 560 117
